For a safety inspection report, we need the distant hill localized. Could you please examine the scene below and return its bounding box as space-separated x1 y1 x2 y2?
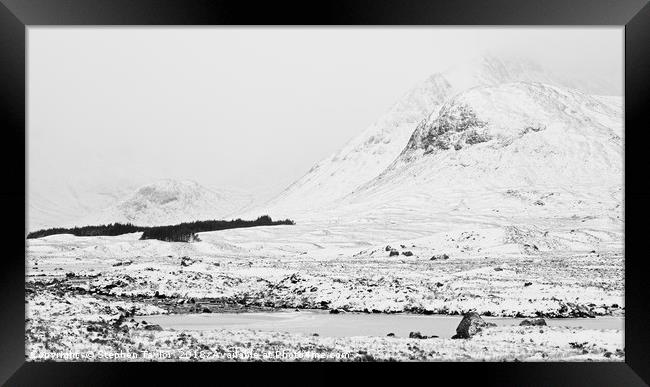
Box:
69 179 253 227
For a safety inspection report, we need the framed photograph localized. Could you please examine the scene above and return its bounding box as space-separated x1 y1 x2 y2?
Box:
1 0 649 385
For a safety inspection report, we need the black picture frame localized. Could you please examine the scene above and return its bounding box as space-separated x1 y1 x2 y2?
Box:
2 0 649 385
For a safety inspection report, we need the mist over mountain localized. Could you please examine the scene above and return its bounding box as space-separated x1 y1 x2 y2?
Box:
248 54 623 220
28 179 140 231
57 179 253 228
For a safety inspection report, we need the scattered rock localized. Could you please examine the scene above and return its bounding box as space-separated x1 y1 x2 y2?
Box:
144 324 163 331
329 309 341 314
387 333 395 337
566 302 595 318
402 251 414 257
451 312 495 339
312 333 319 337
519 318 547 326
569 341 588 350
202 307 212 313
430 254 449 260
524 282 533 287
86 325 104 333
389 249 400 257
385 245 392 251
494 267 503 271
400 245 406 248
408 331 439 339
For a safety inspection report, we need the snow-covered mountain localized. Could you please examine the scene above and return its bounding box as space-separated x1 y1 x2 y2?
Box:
66 179 253 227
252 54 621 220
329 82 623 222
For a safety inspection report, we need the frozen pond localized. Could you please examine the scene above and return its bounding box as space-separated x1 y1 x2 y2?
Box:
136 310 624 338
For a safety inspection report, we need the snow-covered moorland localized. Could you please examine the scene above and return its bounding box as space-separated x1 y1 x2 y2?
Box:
26 216 623 361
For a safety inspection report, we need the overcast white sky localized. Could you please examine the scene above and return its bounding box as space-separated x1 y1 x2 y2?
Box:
28 27 623 199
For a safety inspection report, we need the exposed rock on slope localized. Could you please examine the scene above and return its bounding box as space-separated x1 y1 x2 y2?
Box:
402 81 621 161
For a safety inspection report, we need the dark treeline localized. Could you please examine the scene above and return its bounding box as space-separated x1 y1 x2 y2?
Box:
140 216 295 242
26 215 295 242
27 223 145 239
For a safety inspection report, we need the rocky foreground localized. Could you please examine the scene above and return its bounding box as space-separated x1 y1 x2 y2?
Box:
26 284 623 362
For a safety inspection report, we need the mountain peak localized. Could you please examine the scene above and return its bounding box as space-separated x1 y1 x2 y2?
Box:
344 81 622 215
253 56 619 220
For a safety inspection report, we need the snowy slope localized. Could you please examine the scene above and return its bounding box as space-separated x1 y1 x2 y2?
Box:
69 179 253 227
252 54 621 219
329 82 623 223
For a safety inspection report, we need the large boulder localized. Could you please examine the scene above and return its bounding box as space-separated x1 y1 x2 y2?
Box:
452 312 494 339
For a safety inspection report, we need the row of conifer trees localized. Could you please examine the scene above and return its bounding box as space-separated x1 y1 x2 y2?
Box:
27 215 295 242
